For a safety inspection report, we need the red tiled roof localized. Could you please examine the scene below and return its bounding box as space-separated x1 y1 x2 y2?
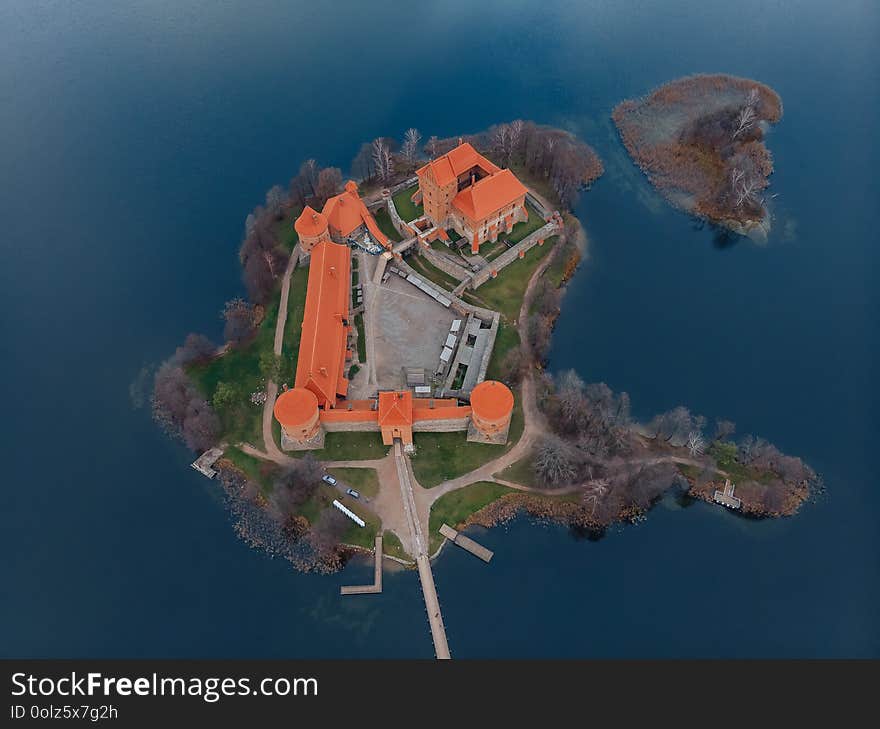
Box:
452 168 528 222
294 205 328 237
294 240 351 408
377 391 413 427
416 142 501 187
322 180 389 248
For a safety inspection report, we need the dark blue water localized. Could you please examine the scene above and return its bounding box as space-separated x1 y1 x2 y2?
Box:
2 1 877 657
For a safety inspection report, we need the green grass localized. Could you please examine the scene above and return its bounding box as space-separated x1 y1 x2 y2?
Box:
467 236 557 321
282 266 309 371
497 453 537 488
412 396 524 488
428 481 513 553
354 313 367 362
273 212 300 253
482 240 509 261
503 201 545 244
392 185 423 222
348 364 360 379
290 431 388 461
708 441 777 485
446 228 461 242
327 467 380 498
373 207 400 242
382 530 412 562
677 463 703 481
485 321 520 382
222 446 279 495
407 253 459 291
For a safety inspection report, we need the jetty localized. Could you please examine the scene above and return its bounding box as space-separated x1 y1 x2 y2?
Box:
439 524 494 563
340 535 383 595
191 448 223 478
713 479 742 509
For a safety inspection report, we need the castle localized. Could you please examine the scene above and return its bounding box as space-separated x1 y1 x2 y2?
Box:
278 171 515 452
413 142 529 254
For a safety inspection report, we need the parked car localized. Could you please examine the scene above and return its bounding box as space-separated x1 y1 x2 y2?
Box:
346 488 360 499
321 474 337 486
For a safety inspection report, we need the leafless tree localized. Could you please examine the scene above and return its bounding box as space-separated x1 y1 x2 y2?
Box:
301 159 318 195
732 88 760 139
534 436 578 486
687 430 705 457
315 167 342 205
265 185 286 220
426 135 439 158
714 419 736 442
402 128 422 163
372 138 393 182
222 298 256 345
173 333 215 365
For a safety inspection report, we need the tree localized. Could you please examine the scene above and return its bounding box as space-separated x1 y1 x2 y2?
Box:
222 298 256 345
315 167 342 206
534 436 578 486
243 250 274 305
426 135 439 158
714 419 736 442
732 88 760 139
181 396 220 451
687 430 705 457
402 128 422 164
173 333 215 365
265 185 286 220
212 381 238 411
372 138 393 182
351 142 375 182
271 455 323 519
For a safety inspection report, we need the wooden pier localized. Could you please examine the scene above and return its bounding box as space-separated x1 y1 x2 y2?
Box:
713 479 742 509
340 535 383 595
439 524 493 563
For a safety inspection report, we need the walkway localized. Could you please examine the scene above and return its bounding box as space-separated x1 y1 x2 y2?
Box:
394 441 450 659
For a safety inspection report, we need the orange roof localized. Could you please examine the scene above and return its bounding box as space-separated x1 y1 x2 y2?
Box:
322 180 390 248
294 240 351 408
469 380 514 421
377 391 413 427
294 205 328 237
416 142 501 187
452 168 528 222
273 387 319 427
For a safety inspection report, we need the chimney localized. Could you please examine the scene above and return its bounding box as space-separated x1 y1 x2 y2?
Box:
319 366 328 376
329 265 336 278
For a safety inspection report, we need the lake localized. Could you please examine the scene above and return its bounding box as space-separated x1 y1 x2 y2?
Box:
1 0 877 657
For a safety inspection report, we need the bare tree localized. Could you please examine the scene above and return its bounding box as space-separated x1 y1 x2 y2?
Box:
714 419 736 442
732 88 760 139
687 430 705 457
402 128 422 164
372 138 394 182
173 333 215 365
301 159 318 195
222 298 256 345
426 135 439 158
265 185 286 220
315 167 342 205
534 436 578 486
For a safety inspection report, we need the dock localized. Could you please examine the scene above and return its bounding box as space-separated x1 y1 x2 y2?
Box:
340 535 383 595
191 447 224 478
713 479 742 509
439 524 493 563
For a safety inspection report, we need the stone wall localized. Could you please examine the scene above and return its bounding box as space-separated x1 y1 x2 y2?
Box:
470 221 560 289
419 244 472 282
412 416 470 433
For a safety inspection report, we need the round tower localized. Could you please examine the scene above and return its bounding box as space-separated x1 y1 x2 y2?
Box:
294 206 329 253
469 380 514 437
273 388 320 444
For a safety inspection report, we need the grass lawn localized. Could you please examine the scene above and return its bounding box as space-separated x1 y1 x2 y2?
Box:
446 228 461 242
222 446 279 495
482 240 509 261
272 212 300 253
327 467 380 498
291 431 388 461
373 207 400 242
382 530 412 562
407 253 460 291
496 452 538 488
282 265 309 371
392 185 423 222
428 481 513 553
465 236 558 321
503 201 545 244
485 321 520 382
411 396 524 488
354 313 367 361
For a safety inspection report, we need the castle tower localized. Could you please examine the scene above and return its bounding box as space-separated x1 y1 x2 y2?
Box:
273 387 324 450
468 380 514 444
294 206 329 253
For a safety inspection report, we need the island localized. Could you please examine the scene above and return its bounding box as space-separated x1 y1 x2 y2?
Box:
152 119 816 658
612 74 783 240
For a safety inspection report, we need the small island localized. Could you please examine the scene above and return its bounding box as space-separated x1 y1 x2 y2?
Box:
612 74 783 240
153 118 816 658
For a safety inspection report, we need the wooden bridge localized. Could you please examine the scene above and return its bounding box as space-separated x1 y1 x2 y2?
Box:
340 535 383 595
439 524 494 563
